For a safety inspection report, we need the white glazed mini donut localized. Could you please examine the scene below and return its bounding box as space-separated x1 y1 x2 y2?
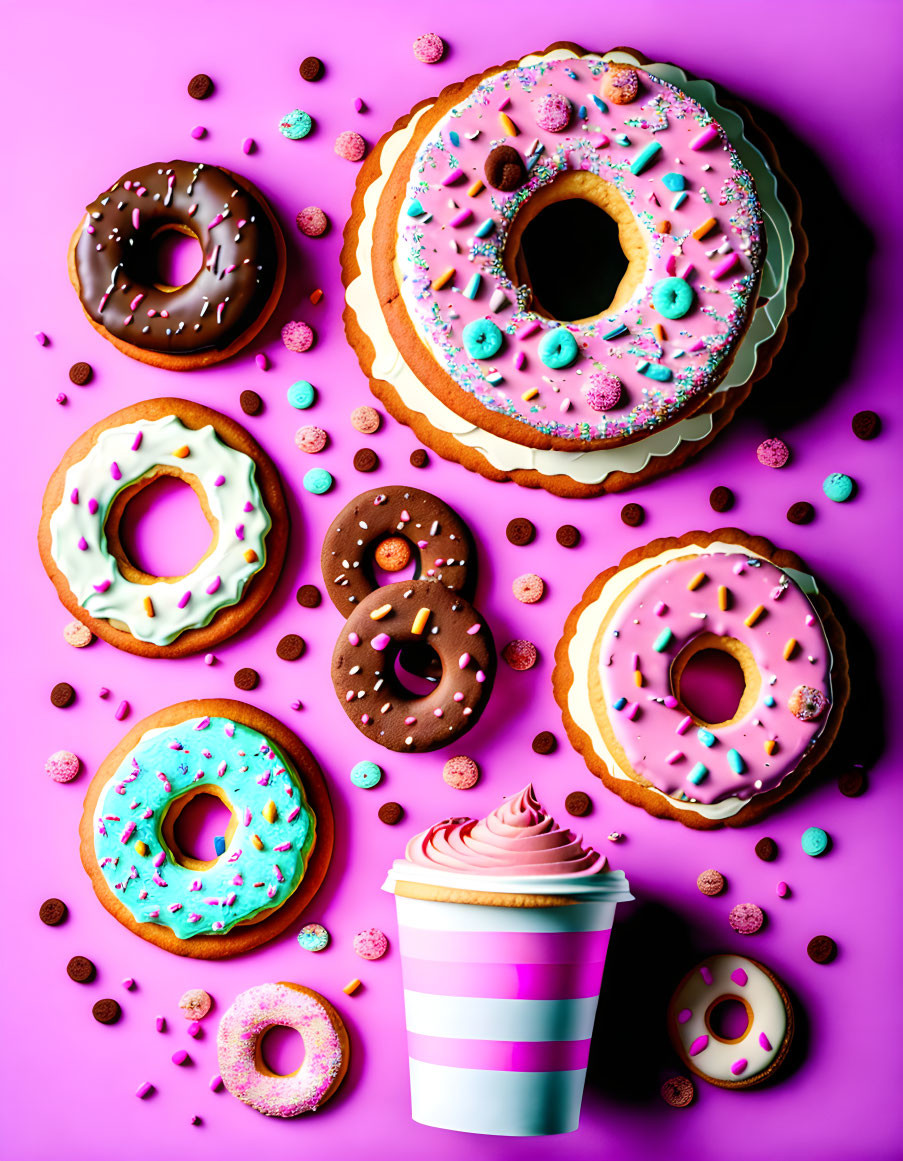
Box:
217 982 349 1116
668 954 793 1088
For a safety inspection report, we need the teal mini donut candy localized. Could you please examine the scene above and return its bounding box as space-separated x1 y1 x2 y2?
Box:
538 327 579 369
303 468 333 495
462 318 503 360
652 276 696 320
350 760 382 789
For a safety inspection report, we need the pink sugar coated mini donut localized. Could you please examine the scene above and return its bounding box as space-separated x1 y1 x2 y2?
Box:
584 371 622 412
535 92 572 132
413 32 445 64
502 639 538 671
788 684 829 721
756 437 790 468
353 927 388 960
296 206 329 237
442 755 480 789
729 902 765 935
294 425 328 454
45 749 80 783
179 989 213 1021
334 130 366 161
63 619 93 648
512 573 545 604
350 405 381 434
282 321 314 352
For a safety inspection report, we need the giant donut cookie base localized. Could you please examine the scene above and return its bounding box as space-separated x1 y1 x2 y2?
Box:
552 530 849 829
78 699 334 958
38 398 289 658
67 167 286 371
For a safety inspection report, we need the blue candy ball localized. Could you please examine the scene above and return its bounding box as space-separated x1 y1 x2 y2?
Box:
801 826 830 857
288 380 316 409
350 760 382 789
822 472 854 502
538 327 579 369
303 468 333 495
280 109 313 140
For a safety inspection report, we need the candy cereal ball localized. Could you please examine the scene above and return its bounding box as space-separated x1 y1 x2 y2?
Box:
335 131 366 161
822 472 854 502
512 573 544 604
282 321 314 352
287 380 316 410
373 536 411 572
729 902 764 934
303 468 333 495
801 826 830 857
788 684 828 721
296 207 329 237
350 760 382 789
661 1075 695 1108
413 33 445 63
443 755 480 789
279 109 313 139
294 425 328 454
298 923 329 952
179 989 213 1021
63 619 93 647
350 405 381 434
45 750 80 783
535 92 572 132
696 869 725 896
756 438 790 468
502 639 537 670
353 928 388 960
602 64 639 104
584 371 622 411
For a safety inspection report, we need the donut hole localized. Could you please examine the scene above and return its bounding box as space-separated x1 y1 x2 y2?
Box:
705 996 752 1044
393 642 442 694
115 474 216 581
671 633 760 729
164 788 236 870
258 1025 306 1077
142 224 204 291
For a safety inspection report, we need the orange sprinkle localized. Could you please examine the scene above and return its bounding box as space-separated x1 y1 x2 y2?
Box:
783 637 798 660
411 607 431 635
687 571 707 591
309 288 323 305
657 219 671 234
370 603 392 621
521 387 539 402
262 799 277 824
244 549 258 564
467 180 485 198
764 739 778 756
745 604 765 627
499 112 518 136
251 834 264 850
654 322 667 342
634 670 643 687
172 445 190 458
134 840 148 856
343 978 362 996
718 585 729 611
143 596 155 617
431 267 455 291
692 217 718 240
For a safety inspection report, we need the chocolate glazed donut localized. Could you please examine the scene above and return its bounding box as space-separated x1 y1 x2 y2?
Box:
332 580 496 752
69 160 285 370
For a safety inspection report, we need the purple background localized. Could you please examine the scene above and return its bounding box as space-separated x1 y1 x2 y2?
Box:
4 2 901 1158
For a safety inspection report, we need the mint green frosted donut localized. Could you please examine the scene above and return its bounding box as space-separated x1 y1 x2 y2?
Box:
538 327 579 369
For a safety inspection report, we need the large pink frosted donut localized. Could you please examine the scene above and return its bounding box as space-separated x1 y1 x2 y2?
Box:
216 982 348 1117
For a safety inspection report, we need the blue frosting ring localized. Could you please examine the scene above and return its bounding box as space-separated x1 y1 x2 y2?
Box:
651 276 696 320
538 327 579 369
462 318 503 360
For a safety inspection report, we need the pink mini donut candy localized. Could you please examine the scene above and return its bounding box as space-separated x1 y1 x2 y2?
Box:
350 405 381 434
512 573 544 604
296 207 329 237
334 131 366 162
502 639 538 671
180 988 213 1020
294 425 328 454
63 619 93 647
788 685 828 721
45 750 80 783
442 755 480 789
602 63 639 105
756 437 790 468
584 371 622 412
352 927 388 960
535 92 572 132
729 902 765 935
282 321 315 352
413 32 445 64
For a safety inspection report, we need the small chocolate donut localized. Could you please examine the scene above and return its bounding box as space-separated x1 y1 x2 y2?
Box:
331 580 495 752
321 486 476 614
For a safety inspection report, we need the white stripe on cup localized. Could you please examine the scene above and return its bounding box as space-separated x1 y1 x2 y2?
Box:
403 991 600 1042
395 895 616 933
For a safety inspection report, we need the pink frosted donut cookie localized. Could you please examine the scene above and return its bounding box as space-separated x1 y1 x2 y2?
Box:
217 982 349 1117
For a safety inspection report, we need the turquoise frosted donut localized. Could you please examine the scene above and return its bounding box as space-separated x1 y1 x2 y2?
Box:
538 327 579 368
91 715 316 940
652 276 696 320
462 318 503 359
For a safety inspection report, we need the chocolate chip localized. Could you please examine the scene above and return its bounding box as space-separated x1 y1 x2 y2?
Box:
565 791 591 817
276 634 305 661
755 836 778 862
709 485 734 513
787 501 815 525
409 448 429 468
240 390 262 416
532 731 557 755
556 524 580 548
39 898 68 926
68 361 93 386
484 145 527 191
852 409 881 440
299 56 323 81
807 934 837 964
660 1075 695 1108
233 667 259 691
620 502 645 527
51 682 75 708
838 765 867 797
67 955 96 983
92 998 121 1024
296 584 322 608
187 73 214 100
506 517 535 546
353 448 379 473
378 802 403 825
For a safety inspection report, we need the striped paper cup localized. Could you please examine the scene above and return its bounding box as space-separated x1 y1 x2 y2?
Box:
390 873 631 1136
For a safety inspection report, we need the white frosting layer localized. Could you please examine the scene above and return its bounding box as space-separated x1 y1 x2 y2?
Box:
48 415 270 645
383 860 632 903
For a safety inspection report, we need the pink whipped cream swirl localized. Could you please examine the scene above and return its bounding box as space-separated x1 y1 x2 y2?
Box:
404 785 605 876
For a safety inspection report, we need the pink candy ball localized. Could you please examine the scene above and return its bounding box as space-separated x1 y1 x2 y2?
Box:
281 320 314 352
294 425 328 453
502 639 538 671
179 989 212 1021
334 130 366 161
63 619 93 648
296 206 329 237
45 750 80 783
584 371 622 412
350 405 381 434
729 902 765 935
512 573 545 604
442 755 480 790
413 33 445 64
535 92 572 132
353 927 388 960
756 437 790 468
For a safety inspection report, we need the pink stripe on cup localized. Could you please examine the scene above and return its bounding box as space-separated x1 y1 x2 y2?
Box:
398 926 610 965
400 957 604 1000
407 1032 592 1073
